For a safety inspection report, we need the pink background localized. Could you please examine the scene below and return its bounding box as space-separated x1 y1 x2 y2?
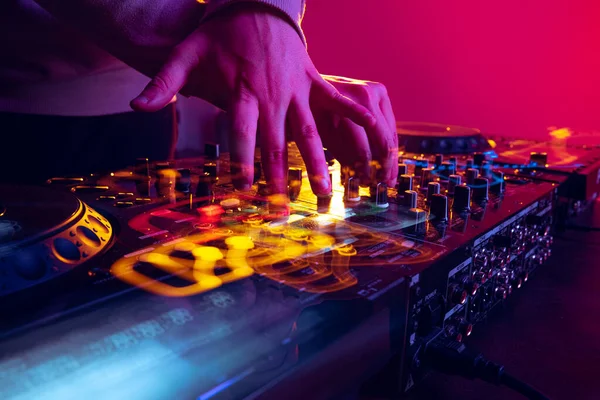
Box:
302 0 600 139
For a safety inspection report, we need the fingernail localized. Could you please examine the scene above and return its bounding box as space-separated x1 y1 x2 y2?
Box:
313 177 331 196
134 95 149 105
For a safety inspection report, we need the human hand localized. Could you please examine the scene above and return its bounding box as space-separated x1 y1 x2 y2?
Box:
312 75 399 187
131 6 375 196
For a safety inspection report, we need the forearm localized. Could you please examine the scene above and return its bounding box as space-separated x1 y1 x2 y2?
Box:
33 0 307 79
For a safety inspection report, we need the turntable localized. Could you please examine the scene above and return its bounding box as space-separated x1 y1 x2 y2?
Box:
0 186 113 296
396 122 492 155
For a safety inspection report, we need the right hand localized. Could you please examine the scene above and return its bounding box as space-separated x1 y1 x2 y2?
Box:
131 6 375 196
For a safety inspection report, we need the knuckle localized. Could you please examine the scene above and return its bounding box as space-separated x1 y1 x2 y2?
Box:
297 124 319 140
150 74 171 92
231 124 255 141
264 149 286 164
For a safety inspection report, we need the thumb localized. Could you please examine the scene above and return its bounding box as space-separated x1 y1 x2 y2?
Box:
131 34 206 112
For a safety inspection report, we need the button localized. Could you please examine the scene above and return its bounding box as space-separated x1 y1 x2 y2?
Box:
117 192 134 199
76 226 101 247
70 185 110 193
47 177 85 185
135 197 152 204
53 238 81 262
220 198 241 209
115 201 134 208
288 167 303 202
205 142 220 159
97 195 116 201
448 283 467 305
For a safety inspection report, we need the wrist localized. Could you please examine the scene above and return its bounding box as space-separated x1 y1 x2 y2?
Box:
201 0 306 45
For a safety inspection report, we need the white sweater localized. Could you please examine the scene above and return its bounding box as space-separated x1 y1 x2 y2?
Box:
0 0 305 116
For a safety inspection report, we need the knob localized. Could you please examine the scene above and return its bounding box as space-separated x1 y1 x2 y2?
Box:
323 148 336 166
175 168 191 193
414 158 429 179
473 271 487 284
404 190 418 208
205 142 220 159
288 167 303 202
495 286 508 300
426 182 440 203
430 193 448 222
449 157 458 168
512 276 523 289
345 176 361 202
472 177 489 203
479 161 491 178
473 252 488 268
466 168 479 185
452 185 471 212
397 163 408 177
529 152 548 167
257 180 270 197
134 157 150 177
448 174 461 195
435 154 443 167
408 207 427 234
196 172 214 199
155 168 175 198
421 168 435 187
459 320 473 337
448 283 467 305
465 159 474 170
203 163 218 178
398 174 413 193
254 161 262 183
370 182 389 208
317 193 333 213
441 161 455 177
490 171 505 194
473 152 486 167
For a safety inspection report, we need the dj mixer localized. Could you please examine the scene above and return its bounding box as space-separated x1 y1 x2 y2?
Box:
0 122 595 399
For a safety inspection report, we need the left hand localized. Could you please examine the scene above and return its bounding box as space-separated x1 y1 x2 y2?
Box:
312 75 399 187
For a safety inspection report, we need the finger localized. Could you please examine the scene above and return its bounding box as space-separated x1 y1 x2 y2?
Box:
259 109 288 196
379 95 399 186
317 113 372 186
131 34 206 112
312 75 376 128
288 99 331 196
229 89 259 191
365 108 398 187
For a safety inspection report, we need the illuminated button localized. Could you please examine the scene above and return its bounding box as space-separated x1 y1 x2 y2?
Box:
97 195 116 201
466 168 479 185
115 201 134 208
448 283 467 305
220 198 241 209
135 197 152 204
345 176 360 202
116 192 134 199
47 177 84 185
70 185 110 193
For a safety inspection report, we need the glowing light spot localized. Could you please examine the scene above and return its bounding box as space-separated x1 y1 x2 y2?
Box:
487 139 497 149
192 246 224 262
548 127 572 140
225 236 254 250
